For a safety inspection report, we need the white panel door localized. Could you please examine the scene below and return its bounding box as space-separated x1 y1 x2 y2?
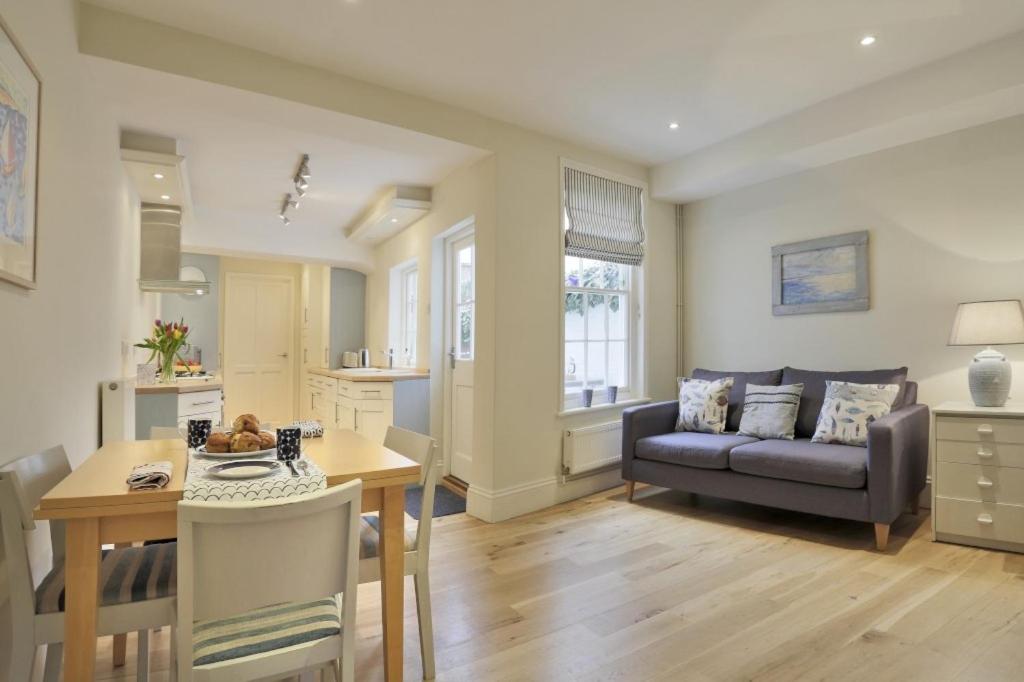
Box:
224 273 294 424
445 228 475 483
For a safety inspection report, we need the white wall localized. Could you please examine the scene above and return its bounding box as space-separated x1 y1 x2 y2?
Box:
681 114 1024 409
0 0 158 665
0 0 157 467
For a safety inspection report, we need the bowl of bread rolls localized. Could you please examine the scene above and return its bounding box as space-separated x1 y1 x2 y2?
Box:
195 413 278 458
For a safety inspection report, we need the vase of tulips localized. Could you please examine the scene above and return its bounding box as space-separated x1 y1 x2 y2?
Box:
136 319 190 383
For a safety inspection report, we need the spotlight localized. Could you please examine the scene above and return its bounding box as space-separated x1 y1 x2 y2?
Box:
294 184 307 198
281 215 290 226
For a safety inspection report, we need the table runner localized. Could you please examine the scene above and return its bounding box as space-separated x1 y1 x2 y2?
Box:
184 449 327 501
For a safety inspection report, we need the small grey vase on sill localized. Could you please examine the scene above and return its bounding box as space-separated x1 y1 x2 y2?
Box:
582 388 594 408
607 385 618 404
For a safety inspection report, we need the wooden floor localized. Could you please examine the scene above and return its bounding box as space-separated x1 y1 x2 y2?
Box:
31 484 1024 681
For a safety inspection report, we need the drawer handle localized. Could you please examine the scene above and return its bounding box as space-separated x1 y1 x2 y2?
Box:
977 447 993 459
976 424 994 435
977 513 994 525
977 477 994 488
363 391 381 397
191 400 216 406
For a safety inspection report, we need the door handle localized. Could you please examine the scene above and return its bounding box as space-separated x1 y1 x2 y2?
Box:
278 353 289 358
977 447 993 459
977 424 994 435
977 513 994 525
449 345 456 370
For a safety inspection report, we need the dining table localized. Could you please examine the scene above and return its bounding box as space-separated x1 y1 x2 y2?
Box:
34 428 421 682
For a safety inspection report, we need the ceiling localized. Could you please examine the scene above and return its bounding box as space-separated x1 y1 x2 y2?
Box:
87 58 488 268
87 0 1024 165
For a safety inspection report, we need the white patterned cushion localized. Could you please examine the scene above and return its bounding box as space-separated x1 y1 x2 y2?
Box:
36 542 176 614
358 513 418 560
192 597 341 667
675 377 734 434
811 381 900 446
738 383 804 440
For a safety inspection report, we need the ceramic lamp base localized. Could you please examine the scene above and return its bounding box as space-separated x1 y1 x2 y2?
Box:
969 347 1011 407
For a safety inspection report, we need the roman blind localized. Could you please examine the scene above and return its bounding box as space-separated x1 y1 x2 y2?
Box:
564 166 645 266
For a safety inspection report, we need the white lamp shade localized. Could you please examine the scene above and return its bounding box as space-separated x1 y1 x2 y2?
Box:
948 299 1024 346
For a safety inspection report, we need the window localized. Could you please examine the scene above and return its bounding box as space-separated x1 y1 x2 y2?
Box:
561 162 645 409
401 267 418 366
564 257 635 407
455 242 475 360
389 261 418 367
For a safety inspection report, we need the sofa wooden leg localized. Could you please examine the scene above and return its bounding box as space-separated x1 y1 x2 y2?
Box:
910 497 920 515
625 480 635 502
874 523 890 551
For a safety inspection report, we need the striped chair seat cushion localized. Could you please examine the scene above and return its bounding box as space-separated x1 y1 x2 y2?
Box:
358 512 417 560
36 542 176 614
193 597 341 667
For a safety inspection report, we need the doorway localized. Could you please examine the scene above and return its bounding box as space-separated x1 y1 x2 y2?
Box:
223 273 295 423
443 224 475 483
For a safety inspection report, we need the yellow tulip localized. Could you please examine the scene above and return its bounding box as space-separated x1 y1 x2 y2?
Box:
173 329 183 340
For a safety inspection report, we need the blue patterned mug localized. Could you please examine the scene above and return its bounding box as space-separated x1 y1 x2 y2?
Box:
276 427 301 461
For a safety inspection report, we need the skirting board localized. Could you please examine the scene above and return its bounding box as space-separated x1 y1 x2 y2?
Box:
467 467 623 522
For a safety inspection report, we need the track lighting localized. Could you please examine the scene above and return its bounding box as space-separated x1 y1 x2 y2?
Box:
278 154 310 226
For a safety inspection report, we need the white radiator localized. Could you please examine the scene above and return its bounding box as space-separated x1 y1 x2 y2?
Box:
562 421 622 476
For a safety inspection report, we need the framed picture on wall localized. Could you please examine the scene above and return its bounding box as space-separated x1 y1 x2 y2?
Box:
771 230 869 316
0 14 40 289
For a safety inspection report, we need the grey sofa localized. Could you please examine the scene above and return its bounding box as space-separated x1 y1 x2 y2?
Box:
622 367 929 550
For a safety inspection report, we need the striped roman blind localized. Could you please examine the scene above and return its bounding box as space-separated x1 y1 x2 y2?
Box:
564 166 645 266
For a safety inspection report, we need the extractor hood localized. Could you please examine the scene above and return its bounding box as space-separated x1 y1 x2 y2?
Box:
139 203 211 295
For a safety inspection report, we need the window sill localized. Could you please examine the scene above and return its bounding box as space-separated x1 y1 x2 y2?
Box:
558 397 652 418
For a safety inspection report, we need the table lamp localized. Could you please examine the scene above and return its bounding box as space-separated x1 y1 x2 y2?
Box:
948 299 1024 407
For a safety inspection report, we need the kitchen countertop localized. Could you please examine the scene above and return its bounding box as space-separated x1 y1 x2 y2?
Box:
135 375 223 395
309 367 429 382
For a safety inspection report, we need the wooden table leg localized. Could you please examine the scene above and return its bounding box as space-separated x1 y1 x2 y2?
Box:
379 484 405 682
65 517 101 681
111 543 130 666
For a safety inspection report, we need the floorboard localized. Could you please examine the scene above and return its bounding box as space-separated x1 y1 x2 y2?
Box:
30 483 1024 681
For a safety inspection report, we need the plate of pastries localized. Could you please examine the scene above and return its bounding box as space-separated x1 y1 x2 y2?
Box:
196 413 278 458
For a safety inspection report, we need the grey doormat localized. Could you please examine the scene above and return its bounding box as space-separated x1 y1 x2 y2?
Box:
406 484 466 520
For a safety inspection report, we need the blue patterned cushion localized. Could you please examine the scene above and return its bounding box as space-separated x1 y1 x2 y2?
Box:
358 513 417 560
35 542 176 614
192 597 341 666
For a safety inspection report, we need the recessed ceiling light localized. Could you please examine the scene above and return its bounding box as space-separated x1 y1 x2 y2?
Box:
152 172 165 180
390 217 399 223
160 194 171 200
860 35 876 46
668 122 680 130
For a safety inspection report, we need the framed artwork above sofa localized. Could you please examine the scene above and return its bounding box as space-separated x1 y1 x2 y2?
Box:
771 230 869 316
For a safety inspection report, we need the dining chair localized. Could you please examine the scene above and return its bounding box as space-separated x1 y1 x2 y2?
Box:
358 426 439 680
0 445 176 682
150 426 182 439
175 478 362 682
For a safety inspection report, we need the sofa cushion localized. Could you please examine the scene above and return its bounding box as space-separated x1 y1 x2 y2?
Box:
676 377 733 434
690 368 784 432
729 439 867 489
636 432 759 470
781 367 908 439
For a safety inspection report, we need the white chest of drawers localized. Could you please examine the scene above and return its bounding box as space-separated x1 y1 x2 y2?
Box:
933 402 1024 553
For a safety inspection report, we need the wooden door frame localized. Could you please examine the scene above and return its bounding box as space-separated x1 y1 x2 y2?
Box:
222 272 296 422
441 220 475 481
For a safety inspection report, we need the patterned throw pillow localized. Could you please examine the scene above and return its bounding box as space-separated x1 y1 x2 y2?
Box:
737 383 804 440
676 377 734 434
811 381 900 447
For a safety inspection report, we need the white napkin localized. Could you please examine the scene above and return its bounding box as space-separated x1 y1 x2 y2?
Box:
290 420 324 438
127 461 173 490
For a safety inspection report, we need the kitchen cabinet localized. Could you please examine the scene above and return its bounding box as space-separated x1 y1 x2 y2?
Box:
300 265 366 370
135 386 223 439
304 370 429 442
